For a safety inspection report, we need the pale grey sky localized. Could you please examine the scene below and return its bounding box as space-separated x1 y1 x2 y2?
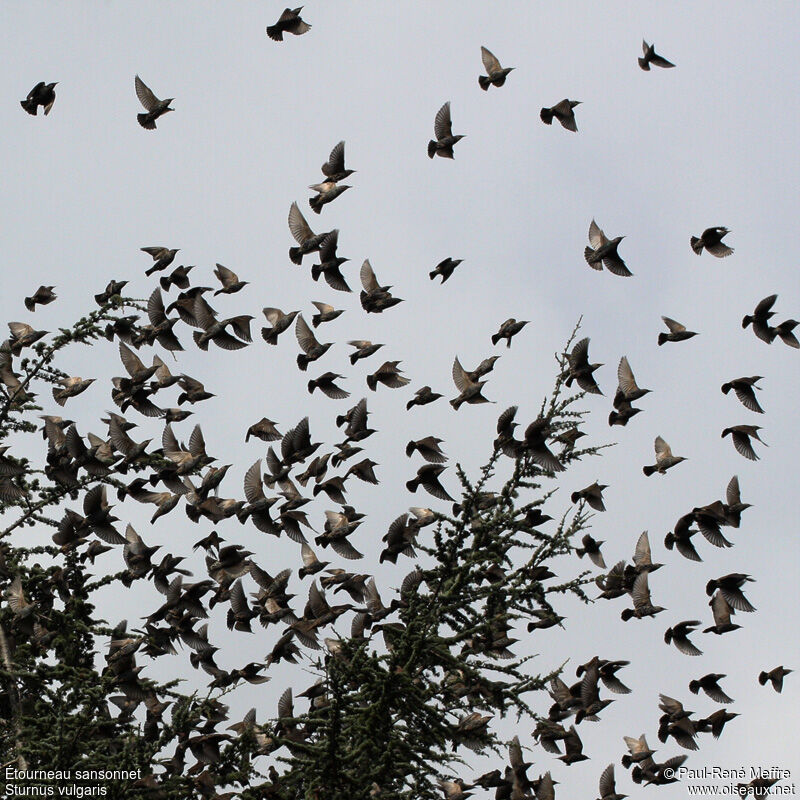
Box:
3 2 799 796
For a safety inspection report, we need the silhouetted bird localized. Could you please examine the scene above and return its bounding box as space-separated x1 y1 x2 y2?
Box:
554 427 587 450
721 376 764 413
621 734 655 769
465 357 500 382
307 372 349 399
691 227 733 258
24 286 57 312
348 340 383 364
246 418 281 443
439 779 473 800
689 674 732 703
288 202 328 265
699 710 739 742
311 302 344 328
575 534 606 568
758 666 792 693
584 220 632 277
316 510 363 559
665 513 702 562
360 260 403 313
721 425 766 461
53 376 95 406
309 181 351 214
563 337 603 394
141 247 179 276
345 458 378 485
522 417 565 472
771 318 799 348
320 140 355 183
643 436 687 476
430 257 463 283
621 572 665 621
406 464 453 502
664 621 703 656
428 102 465 159
658 316 698 346
491 318 528 348
614 356 651 407
213 264 248 296
21 82 57 115
638 40 675 70
742 294 778 344
95 280 128 306
176 374 214 406
540 99 581 131
192 295 252 351
406 436 447 464
261 307 299 345
571 482 608 511
407 386 443 410
367 361 410 391
718 474 751 529
135 75 174 130
609 400 641 427
478 46 514 90
558 726 588 764
159 264 194 292
336 398 374 441
311 229 351 291
295 315 332 371
704 591 741 635
267 7 311 41
450 357 492 409
631 532 663 579
7 322 47 357
597 764 626 800
631 755 688 786
706 573 756 612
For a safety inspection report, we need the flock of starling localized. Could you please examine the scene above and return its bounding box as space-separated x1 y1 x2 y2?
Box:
7 6 797 798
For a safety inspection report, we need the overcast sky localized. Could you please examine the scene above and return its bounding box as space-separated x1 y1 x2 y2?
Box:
3 2 800 796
